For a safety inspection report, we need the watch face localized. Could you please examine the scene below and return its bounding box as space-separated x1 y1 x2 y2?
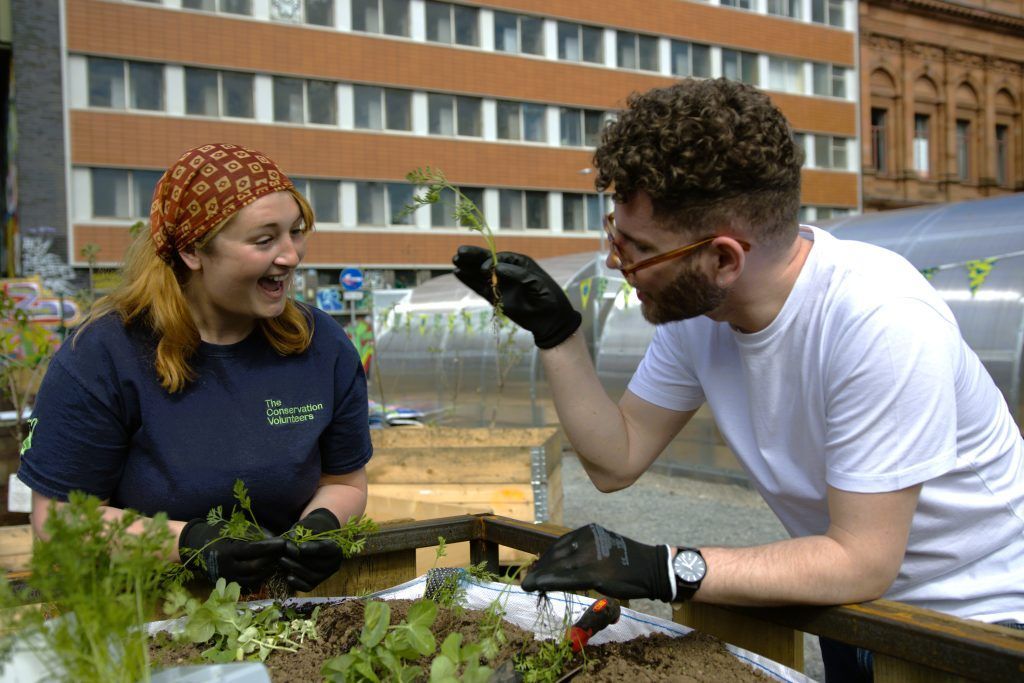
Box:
673 550 707 584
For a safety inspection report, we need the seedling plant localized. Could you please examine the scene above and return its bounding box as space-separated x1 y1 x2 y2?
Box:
172 479 377 586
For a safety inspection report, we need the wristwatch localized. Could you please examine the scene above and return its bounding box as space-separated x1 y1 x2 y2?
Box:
671 547 707 601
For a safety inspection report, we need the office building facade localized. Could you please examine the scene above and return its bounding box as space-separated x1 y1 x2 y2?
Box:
15 0 859 287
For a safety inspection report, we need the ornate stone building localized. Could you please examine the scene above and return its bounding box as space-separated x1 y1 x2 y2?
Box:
860 0 1024 210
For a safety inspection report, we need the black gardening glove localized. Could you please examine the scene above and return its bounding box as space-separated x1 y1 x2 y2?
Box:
453 246 582 349
178 519 286 591
280 508 345 592
521 524 674 602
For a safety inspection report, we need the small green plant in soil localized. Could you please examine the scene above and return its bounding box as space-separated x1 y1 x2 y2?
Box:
0 492 175 683
322 599 440 682
163 578 320 663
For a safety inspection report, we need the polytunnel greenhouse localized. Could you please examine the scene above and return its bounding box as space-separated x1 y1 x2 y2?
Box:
370 192 1024 481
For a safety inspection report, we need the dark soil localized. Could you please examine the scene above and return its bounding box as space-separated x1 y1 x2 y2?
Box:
149 599 771 682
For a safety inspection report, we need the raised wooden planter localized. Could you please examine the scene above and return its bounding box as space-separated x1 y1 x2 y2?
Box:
314 515 1024 682
367 427 562 567
368 428 562 522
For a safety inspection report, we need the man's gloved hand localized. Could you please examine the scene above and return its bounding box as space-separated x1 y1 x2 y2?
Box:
452 246 582 349
280 508 345 592
178 519 286 591
521 523 674 602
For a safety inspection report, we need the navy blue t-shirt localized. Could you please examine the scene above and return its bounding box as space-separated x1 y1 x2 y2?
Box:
18 306 372 533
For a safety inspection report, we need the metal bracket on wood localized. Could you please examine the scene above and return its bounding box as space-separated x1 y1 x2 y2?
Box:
530 445 549 523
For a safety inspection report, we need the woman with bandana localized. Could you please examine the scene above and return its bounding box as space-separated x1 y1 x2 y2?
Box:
17 143 372 593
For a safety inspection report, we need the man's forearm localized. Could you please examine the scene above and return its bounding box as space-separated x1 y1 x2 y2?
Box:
539 334 636 489
695 536 896 607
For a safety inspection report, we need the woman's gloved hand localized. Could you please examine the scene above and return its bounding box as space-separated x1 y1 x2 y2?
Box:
452 246 582 349
281 508 345 592
178 519 286 590
521 523 674 602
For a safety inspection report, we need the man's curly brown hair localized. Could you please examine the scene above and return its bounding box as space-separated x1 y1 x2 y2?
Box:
595 78 804 249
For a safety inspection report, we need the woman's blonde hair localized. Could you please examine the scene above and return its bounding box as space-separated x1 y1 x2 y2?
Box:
79 187 316 393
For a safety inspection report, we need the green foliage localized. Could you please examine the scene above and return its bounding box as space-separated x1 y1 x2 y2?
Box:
0 492 175 683
515 636 576 683
403 167 501 313
166 578 319 663
429 633 492 683
322 599 439 682
284 513 378 557
174 479 377 584
0 286 54 443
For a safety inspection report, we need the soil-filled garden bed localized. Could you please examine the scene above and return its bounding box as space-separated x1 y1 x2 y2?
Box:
149 598 771 682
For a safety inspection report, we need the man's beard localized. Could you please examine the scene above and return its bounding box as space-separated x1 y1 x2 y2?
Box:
640 264 729 325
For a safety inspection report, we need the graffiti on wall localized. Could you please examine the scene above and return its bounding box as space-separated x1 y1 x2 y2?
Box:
2 276 81 333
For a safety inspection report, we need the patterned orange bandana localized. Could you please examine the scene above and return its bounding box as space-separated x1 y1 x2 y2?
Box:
150 143 294 263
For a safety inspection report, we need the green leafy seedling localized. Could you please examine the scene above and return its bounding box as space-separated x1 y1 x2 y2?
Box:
403 167 502 314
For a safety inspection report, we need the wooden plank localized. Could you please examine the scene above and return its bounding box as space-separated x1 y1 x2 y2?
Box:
674 602 803 672
367 450 547 484
368 484 536 520
0 526 32 572
298 548 417 598
873 654 964 683
371 427 559 450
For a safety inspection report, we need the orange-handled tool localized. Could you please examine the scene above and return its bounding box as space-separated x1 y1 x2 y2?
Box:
567 597 621 653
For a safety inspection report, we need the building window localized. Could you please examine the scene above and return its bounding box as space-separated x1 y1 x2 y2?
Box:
184 67 220 116
430 186 484 227
767 0 801 19
722 49 758 85
182 68 253 118
182 0 251 14
352 0 409 37
562 193 604 232
811 0 844 27
996 124 1010 186
294 178 340 223
428 94 482 137
617 31 659 71
768 57 804 94
814 136 848 170
273 77 336 125
499 189 547 229
494 11 544 56
222 72 254 118
88 58 125 108
560 108 605 147
497 101 546 142
356 182 415 226
88 58 164 111
870 107 887 173
557 21 603 64
425 1 478 46
955 119 971 182
913 114 931 177
91 168 161 219
720 0 752 8
813 64 846 98
670 40 712 78
354 86 411 131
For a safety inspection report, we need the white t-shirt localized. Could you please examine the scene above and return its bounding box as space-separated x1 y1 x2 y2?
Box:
629 226 1024 622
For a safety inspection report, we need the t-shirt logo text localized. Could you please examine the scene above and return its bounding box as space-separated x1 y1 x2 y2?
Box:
265 399 324 426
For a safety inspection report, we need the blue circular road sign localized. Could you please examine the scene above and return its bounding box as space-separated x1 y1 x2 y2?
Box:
340 268 364 291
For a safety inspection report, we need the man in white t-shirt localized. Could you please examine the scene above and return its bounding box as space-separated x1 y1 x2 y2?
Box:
451 78 1024 681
